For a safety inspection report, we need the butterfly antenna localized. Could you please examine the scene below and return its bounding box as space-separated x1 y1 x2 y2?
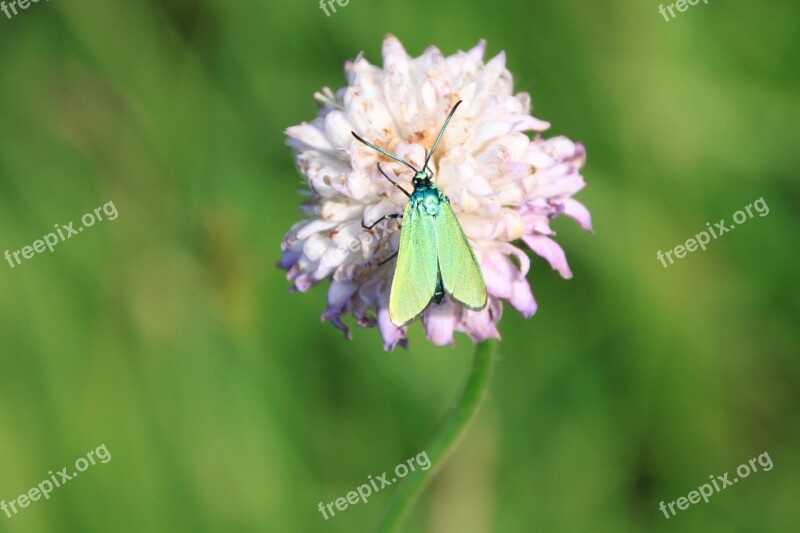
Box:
351 132 419 174
422 100 462 173
422 148 432 176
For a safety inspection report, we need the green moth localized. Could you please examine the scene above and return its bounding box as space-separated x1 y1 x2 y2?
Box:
352 100 487 326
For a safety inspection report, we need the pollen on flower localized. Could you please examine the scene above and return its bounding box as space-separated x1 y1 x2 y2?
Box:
281 35 592 350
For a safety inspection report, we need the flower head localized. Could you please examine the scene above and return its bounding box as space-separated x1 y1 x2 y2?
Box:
281 36 592 350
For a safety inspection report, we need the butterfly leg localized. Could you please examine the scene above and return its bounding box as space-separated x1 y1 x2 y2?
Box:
377 163 411 197
361 213 402 230
378 251 399 266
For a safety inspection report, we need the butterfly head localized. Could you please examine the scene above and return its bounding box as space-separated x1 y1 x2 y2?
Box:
412 170 433 189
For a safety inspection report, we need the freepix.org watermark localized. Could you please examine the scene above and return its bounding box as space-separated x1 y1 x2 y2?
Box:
659 451 773 519
336 217 399 256
1 444 111 519
4 200 118 269
319 0 350 17
658 0 710 22
317 450 431 520
657 197 768 269
1 0 49 21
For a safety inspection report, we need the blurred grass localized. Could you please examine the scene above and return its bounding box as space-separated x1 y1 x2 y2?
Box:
0 0 798 531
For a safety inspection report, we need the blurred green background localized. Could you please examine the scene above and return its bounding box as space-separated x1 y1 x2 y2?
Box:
1 0 798 531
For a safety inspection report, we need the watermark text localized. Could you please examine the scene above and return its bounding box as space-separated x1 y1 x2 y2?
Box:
659 451 772 519
1 443 111 519
657 197 768 268
4 200 118 269
317 450 430 520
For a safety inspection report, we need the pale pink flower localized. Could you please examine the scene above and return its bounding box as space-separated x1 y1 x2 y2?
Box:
280 36 592 350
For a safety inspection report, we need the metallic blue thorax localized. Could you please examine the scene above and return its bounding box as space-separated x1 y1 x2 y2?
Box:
409 176 446 217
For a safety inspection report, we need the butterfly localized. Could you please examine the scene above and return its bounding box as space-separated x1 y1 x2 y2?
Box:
352 100 487 326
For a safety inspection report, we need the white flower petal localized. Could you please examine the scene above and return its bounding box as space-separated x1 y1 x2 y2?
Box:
466 40 487 63
324 111 355 149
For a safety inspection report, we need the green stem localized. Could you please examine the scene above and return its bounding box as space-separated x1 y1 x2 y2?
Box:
377 339 498 533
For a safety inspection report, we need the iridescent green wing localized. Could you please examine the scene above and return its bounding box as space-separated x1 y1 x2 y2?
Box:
434 201 487 310
389 201 439 326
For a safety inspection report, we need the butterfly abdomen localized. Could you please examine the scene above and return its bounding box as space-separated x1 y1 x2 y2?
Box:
433 273 445 304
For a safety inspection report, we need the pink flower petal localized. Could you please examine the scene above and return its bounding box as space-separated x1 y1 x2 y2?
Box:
458 299 502 342
424 300 458 346
510 278 537 318
562 198 593 231
378 306 407 351
522 235 573 279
